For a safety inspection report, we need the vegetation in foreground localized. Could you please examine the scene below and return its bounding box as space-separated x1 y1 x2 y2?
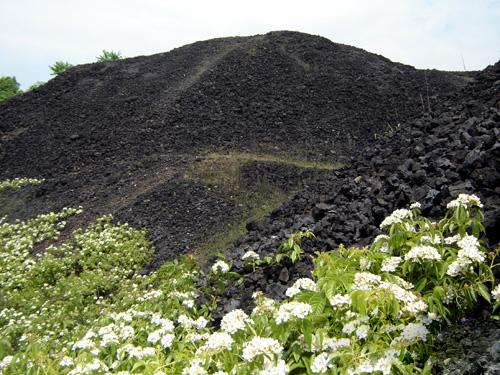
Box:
0 178 498 374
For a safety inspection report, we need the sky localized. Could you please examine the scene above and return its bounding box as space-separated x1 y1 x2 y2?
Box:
1 0 499 89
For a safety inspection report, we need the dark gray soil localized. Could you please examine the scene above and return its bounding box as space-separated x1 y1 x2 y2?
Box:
0 31 467 263
1 31 499 373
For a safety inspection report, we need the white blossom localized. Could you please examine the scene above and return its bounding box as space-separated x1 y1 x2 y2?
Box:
409 202 421 210
397 322 429 342
446 194 483 209
196 332 233 356
285 278 318 297
492 285 500 301
242 337 283 362
404 246 441 262
160 334 175 349
256 359 289 375
381 257 401 272
328 294 351 308
242 251 260 261
211 260 230 274
380 209 411 229
311 352 331 373
59 356 74 367
220 309 250 334
274 302 312 324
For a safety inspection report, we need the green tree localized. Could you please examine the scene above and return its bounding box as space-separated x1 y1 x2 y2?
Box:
49 61 73 76
27 81 46 91
0 76 22 101
96 50 122 62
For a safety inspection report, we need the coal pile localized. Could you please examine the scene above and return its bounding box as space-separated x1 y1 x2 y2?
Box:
225 61 500 295
0 31 466 262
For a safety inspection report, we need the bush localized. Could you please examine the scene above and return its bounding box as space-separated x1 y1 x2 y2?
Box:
0 76 21 101
0 179 497 374
96 50 122 63
49 61 73 76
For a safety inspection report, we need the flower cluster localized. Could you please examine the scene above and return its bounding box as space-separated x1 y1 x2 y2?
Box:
446 235 486 277
446 193 483 209
379 208 411 229
404 245 442 262
285 278 318 297
274 302 313 324
220 309 250 334
211 260 230 274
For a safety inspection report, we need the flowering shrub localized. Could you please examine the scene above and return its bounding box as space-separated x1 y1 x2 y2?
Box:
0 180 497 374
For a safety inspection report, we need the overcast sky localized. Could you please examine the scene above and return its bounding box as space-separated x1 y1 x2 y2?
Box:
1 0 499 89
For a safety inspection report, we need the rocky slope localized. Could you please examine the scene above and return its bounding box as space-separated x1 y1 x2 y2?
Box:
0 31 466 265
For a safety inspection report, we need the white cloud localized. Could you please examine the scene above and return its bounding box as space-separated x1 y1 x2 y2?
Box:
1 0 499 88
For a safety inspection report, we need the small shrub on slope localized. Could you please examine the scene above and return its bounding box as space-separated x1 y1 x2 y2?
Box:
96 50 122 63
50 61 74 76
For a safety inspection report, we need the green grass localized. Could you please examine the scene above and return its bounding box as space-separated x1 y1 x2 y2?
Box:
186 150 341 262
186 150 341 191
192 182 287 264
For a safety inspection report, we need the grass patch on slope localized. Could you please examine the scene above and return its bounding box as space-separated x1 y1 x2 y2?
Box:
185 150 341 262
185 150 341 191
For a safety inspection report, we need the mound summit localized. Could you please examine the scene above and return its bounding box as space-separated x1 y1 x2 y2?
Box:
0 31 475 267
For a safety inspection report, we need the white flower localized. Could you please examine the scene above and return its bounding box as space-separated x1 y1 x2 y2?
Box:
359 258 371 271
380 243 390 253
182 359 207 375
444 234 461 245
151 315 175 331
220 309 250 334
446 235 485 277
446 194 483 209
420 235 441 245
380 209 411 229
119 325 135 340
492 285 500 301
353 272 382 290
242 251 259 261
72 337 95 351
252 296 277 315
381 257 401 272
285 278 318 297
100 332 119 346
311 352 331 374
374 356 393 375
403 300 428 315
0 356 13 370
196 332 233 356
59 356 74 367
397 322 429 342
160 334 175 349
147 329 164 344
404 246 441 262
274 302 312 324
323 337 350 351
355 325 369 340
211 260 230 274
355 360 374 374
183 299 195 308
342 320 358 335
242 337 283 362
374 234 389 242
410 202 421 210
118 344 156 359
328 294 351 308
256 359 289 375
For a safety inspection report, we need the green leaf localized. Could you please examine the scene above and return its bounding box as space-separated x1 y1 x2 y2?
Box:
477 283 491 302
414 277 427 292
